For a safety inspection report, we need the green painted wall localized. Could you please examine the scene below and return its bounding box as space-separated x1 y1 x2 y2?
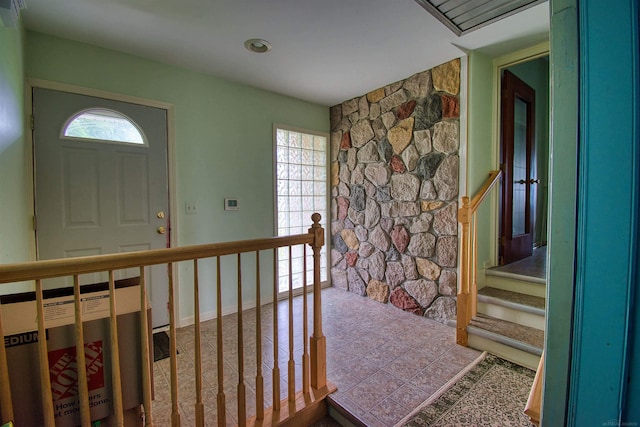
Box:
468 51 496 191
25 31 329 323
467 51 498 272
0 23 32 294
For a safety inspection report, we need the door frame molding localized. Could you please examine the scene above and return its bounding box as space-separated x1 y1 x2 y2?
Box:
490 41 549 265
25 78 180 323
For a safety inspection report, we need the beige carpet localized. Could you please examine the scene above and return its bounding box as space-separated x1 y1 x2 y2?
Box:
397 353 536 427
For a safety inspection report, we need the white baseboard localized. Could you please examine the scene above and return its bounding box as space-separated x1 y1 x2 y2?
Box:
177 282 330 328
179 298 262 327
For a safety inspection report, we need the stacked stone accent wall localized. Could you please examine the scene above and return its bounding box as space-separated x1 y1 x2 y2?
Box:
329 59 461 323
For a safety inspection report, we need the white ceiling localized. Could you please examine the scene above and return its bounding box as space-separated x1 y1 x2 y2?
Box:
22 0 550 107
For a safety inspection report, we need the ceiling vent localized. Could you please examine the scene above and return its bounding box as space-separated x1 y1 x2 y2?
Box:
414 0 546 36
0 0 26 28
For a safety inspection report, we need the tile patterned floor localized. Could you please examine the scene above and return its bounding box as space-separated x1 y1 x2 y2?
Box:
151 287 481 426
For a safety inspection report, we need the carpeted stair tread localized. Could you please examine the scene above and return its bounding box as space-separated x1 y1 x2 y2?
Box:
478 287 545 310
469 314 544 350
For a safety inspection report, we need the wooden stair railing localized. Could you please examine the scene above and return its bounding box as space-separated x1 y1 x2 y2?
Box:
456 170 502 346
0 213 334 427
525 351 544 426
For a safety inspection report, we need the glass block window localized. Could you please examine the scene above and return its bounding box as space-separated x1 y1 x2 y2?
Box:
62 109 146 145
275 127 328 293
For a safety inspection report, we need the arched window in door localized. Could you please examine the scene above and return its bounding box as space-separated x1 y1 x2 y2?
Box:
62 108 147 145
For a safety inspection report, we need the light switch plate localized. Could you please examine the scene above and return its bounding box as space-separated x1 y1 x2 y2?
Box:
185 201 197 214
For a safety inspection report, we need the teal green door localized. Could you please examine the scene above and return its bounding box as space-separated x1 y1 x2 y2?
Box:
564 0 640 424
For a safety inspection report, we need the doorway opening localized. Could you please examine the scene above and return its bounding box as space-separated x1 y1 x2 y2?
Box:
497 55 549 278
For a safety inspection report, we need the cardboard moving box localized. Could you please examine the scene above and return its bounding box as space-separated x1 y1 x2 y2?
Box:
1 278 148 426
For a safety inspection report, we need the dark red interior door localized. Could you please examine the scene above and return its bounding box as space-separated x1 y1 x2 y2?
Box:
500 70 536 265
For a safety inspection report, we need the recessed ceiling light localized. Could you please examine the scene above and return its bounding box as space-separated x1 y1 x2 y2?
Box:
244 38 272 53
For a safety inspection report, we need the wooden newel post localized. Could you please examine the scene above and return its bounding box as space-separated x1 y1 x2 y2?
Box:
456 197 472 346
308 213 327 390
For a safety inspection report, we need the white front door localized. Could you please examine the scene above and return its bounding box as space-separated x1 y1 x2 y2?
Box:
33 87 171 328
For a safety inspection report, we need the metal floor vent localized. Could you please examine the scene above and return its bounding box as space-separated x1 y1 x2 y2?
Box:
415 0 546 36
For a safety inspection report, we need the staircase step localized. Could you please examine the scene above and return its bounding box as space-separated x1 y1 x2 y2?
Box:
469 314 544 351
467 333 541 370
326 396 366 427
478 287 545 312
466 314 543 369
484 272 546 298
477 287 546 330
310 415 343 427
486 269 546 284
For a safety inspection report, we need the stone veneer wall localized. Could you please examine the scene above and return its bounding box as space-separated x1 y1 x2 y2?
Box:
329 59 461 323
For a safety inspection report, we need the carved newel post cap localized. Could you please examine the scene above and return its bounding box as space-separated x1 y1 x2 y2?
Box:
311 212 322 226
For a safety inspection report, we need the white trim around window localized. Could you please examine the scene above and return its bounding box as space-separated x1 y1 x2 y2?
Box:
273 124 330 296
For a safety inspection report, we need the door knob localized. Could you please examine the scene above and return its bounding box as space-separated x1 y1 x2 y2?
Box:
157 226 167 234
516 179 540 184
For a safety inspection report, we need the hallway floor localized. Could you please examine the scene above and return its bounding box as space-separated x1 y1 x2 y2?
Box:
151 287 481 426
491 246 547 280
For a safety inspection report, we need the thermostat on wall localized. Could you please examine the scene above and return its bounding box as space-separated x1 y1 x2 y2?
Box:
224 198 239 211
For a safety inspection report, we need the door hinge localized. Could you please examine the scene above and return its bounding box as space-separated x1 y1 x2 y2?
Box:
30 115 35 130
33 215 37 231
